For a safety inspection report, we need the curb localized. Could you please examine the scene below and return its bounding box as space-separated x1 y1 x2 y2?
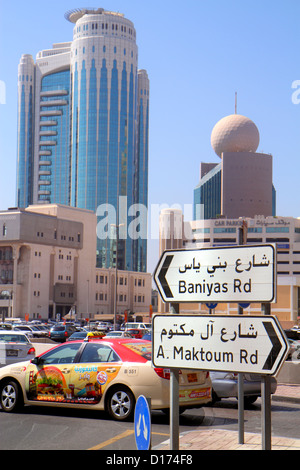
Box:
272 395 300 404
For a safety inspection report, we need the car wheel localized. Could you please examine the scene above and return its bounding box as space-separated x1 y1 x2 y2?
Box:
106 386 135 421
211 389 220 404
0 380 23 412
244 395 258 407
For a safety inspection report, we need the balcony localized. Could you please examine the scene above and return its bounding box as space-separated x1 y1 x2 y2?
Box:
39 140 56 146
39 130 57 137
39 120 57 127
38 190 51 196
40 90 68 97
40 100 68 107
40 110 62 117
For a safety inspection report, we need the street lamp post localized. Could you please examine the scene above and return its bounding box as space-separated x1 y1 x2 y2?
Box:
111 223 124 330
87 279 90 320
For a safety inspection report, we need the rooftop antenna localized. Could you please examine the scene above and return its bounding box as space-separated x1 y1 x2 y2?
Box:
235 92 237 114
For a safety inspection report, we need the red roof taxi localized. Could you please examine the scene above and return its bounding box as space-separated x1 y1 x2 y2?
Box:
0 335 211 421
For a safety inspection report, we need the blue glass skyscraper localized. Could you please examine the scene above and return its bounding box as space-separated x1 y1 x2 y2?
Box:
16 8 149 272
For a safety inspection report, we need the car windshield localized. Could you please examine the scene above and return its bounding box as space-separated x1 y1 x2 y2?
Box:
52 326 65 331
0 334 30 344
40 343 82 365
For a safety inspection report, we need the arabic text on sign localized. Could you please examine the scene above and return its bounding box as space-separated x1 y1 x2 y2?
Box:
178 254 271 276
160 321 258 343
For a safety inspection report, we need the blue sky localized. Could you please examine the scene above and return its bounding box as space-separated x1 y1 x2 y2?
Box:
1 0 300 274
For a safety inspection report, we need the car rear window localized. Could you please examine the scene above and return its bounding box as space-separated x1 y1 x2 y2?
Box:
52 326 65 331
122 342 152 361
0 334 30 344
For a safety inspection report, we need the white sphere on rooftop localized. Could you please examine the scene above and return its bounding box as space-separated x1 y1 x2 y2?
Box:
211 114 260 158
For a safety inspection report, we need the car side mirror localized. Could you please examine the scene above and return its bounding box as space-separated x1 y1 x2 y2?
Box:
31 356 44 366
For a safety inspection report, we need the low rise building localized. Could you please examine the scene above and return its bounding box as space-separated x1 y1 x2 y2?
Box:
0 204 151 321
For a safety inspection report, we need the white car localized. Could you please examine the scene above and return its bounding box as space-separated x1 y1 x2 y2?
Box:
96 322 112 332
104 331 133 338
0 331 35 367
123 322 151 330
13 325 45 338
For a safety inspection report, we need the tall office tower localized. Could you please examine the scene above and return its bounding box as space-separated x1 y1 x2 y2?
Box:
16 8 150 272
16 54 35 209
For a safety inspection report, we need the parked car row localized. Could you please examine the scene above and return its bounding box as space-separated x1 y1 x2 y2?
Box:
2 324 49 339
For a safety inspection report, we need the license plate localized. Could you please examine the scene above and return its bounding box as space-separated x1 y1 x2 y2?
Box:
6 350 18 357
187 373 197 383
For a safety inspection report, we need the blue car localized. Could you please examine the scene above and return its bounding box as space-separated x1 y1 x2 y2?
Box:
142 332 151 341
49 324 77 342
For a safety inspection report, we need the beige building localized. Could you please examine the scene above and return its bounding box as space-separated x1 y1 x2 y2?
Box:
158 209 300 328
0 204 151 321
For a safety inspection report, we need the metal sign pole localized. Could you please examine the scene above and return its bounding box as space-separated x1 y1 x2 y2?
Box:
170 368 180 450
169 302 180 451
238 226 245 445
238 304 245 444
261 302 272 450
238 371 244 444
262 375 272 450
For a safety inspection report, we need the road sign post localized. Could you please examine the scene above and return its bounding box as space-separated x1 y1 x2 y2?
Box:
261 302 272 451
134 395 151 450
152 314 289 450
153 244 282 450
170 369 179 450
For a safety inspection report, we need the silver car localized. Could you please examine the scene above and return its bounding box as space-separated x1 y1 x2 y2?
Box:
210 371 277 407
0 331 36 367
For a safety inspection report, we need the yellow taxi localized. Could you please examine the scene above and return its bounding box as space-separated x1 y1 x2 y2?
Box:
0 334 211 420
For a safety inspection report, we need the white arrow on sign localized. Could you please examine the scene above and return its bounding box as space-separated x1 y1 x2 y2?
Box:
152 315 289 376
154 245 276 304
136 414 148 440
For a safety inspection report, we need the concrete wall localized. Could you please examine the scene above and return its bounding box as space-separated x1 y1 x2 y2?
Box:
277 361 300 384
